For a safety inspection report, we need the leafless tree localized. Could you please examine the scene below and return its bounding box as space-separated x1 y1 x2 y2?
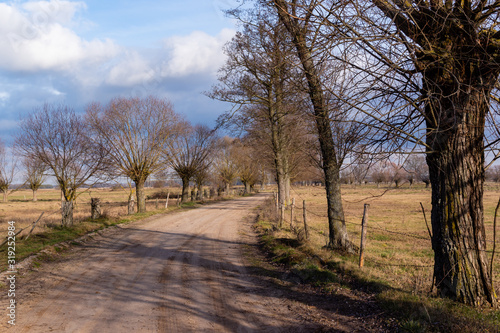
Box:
17 103 108 226
23 157 46 201
208 6 309 208
486 165 500 182
0 141 18 202
232 137 261 194
278 0 500 304
165 123 217 202
370 161 390 188
213 137 240 194
404 154 429 188
268 0 377 252
87 96 179 213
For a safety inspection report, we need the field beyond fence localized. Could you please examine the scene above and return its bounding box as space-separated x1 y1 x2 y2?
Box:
267 183 500 298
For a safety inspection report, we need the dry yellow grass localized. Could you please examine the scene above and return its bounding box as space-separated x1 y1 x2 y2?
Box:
0 187 182 237
283 183 500 295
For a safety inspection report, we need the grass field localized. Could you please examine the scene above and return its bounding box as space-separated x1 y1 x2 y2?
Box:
257 182 500 331
272 183 500 294
0 187 183 234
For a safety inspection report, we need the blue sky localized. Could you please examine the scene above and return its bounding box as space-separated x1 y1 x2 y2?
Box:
0 0 241 144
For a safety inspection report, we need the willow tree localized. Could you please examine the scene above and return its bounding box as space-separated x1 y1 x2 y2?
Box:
23 157 46 201
17 104 108 226
0 141 17 203
275 0 500 305
87 96 179 213
165 123 217 202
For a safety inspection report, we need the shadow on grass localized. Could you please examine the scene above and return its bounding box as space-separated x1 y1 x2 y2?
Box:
259 230 500 333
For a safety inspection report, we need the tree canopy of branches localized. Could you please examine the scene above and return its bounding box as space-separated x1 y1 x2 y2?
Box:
266 0 500 305
0 140 18 203
165 123 217 202
208 6 309 207
268 0 371 252
232 137 261 194
213 137 240 193
87 96 179 213
23 157 46 201
17 103 108 226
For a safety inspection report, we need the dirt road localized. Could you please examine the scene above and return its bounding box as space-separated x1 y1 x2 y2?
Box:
3 194 314 332
4 194 390 332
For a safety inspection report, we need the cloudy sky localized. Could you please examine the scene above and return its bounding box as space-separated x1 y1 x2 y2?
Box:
0 0 240 144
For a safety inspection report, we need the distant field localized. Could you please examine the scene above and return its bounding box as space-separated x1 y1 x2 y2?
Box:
277 182 500 295
0 187 183 237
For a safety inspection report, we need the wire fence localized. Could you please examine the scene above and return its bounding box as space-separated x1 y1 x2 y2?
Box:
274 185 498 270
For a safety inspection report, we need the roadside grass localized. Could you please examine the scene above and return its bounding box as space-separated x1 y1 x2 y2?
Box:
256 184 500 332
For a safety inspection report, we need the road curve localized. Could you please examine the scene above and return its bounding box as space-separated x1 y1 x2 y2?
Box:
10 194 318 332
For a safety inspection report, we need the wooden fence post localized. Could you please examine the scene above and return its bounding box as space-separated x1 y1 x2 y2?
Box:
280 203 285 229
274 192 279 214
155 198 159 209
91 198 101 220
165 192 170 209
359 203 370 268
290 198 295 229
128 196 135 215
303 200 308 240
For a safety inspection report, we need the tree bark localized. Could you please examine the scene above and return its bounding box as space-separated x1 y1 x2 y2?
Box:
32 189 38 202
181 177 189 202
426 84 496 306
2 191 7 203
135 178 146 213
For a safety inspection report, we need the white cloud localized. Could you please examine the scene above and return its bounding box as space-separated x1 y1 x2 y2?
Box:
0 1 119 72
22 0 87 26
106 52 156 87
161 28 235 77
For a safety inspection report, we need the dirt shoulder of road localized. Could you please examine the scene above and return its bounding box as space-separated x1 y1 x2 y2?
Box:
236 209 397 332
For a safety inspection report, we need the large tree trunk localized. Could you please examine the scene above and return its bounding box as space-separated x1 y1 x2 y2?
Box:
135 179 146 213
273 1 351 252
181 177 189 202
2 191 7 203
32 188 38 202
426 85 496 306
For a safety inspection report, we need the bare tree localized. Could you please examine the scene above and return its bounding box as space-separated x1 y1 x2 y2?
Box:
213 137 240 194
87 96 179 213
370 161 390 188
17 103 108 226
232 137 261 194
292 0 500 304
165 123 217 202
23 157 46 201
269 0 368 252
0 141 18 202
486 165 500 183
404 154 429 188
208 7 308 208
